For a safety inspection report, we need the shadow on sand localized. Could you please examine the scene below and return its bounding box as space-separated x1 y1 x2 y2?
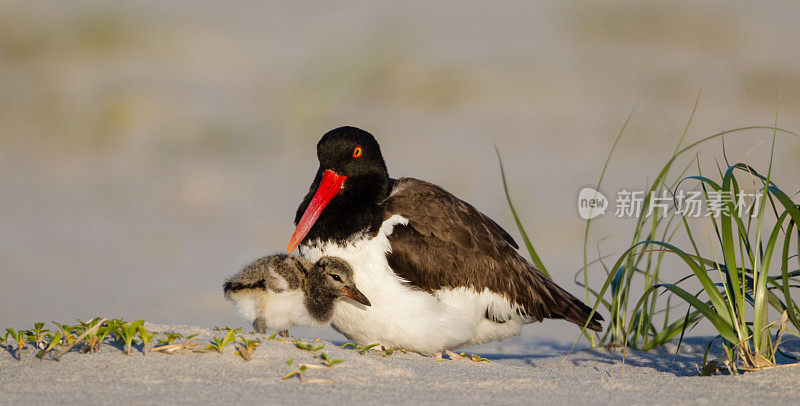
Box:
480 336 800 377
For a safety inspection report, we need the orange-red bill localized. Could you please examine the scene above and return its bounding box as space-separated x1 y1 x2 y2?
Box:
340 286 371 306
287 170 347 252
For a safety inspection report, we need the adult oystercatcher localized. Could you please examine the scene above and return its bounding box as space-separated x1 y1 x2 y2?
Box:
224 254 370 336
287 126 602 355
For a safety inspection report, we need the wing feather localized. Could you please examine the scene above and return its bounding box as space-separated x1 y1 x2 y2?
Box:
382 178 602 331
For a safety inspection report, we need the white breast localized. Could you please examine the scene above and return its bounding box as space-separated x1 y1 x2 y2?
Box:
300 215 486 354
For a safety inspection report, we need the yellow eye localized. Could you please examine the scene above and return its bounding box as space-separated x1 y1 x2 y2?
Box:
352 146 363 158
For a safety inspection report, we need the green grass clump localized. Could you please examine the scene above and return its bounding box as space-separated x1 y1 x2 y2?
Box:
499 99 800 373
618 157 800 373
585 112 799 373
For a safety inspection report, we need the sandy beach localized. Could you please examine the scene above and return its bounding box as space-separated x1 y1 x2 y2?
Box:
3 1 800 404
2 323 798 405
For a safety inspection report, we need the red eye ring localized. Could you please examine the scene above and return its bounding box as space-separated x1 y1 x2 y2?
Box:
352 146 363 158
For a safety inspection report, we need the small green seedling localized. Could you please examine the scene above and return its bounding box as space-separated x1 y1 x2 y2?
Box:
206 329 237 353
103 320 120 343
359 343 380 354
151 333 207 355
185 333 199 340
37 331 62 359
52 322 77 346
268 332 278 340
235 335 260 361
69 325 85 338
5 328 28 360
77 318 100 331
341 342 380 355
27 322 50 349
137 325 157 355
116 320 144 355
458 352 491 363
699 359 722 376
158 332 183 346
379 346 402 357
214 326 241 333
293 339 324 352
75 319 102 353
92 323 117 353
318 352 343 367
287 358 293 365
282 365 308 381
23 330 36 348
206 337 228 353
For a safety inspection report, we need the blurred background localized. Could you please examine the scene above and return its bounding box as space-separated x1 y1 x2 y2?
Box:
2 0 799 348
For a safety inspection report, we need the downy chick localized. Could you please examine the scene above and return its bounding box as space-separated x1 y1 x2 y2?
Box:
223 254 370 336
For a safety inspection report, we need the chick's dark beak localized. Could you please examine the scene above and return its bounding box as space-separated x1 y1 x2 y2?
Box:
340 286 371 306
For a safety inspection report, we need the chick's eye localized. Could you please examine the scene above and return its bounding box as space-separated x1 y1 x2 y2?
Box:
352 146 362 158
329 273 342 282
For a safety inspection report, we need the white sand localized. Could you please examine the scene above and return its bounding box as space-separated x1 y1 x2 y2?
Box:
1 323 798 405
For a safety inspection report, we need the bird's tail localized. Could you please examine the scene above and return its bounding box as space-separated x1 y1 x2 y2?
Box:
561 294 604 332
542 276 604 332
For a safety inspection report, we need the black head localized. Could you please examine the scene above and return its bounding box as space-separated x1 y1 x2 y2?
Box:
288 127 392 251
316 126 388 181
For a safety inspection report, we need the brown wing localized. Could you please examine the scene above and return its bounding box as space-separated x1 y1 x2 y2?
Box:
382 178 602 331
